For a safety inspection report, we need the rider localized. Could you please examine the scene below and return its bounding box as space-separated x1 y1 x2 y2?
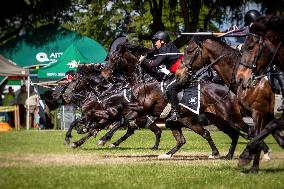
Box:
139 31 183 121
226 10 261 49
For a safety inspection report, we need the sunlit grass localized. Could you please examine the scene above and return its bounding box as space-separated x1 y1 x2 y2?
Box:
0 129 283 189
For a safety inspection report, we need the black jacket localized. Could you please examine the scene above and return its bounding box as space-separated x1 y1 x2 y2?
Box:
144 42 180 69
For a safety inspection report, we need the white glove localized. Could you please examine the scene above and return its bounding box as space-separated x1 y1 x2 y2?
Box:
139 55 146 62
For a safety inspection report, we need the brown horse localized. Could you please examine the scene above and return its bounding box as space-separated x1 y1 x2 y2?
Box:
236 15 284 172
101 42 254 159
176 35 273 162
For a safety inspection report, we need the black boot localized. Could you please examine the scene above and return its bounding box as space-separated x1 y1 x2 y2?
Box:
277 98 284 111
166 107 180 122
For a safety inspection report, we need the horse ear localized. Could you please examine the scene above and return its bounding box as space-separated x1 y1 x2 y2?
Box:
119 44 127 53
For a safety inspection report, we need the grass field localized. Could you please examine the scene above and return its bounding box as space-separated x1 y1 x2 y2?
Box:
0 128 284 189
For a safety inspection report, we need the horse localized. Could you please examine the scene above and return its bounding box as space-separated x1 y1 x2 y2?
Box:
235 15 284 172
176 35 275 163
61 67 164 150
100 42 255 159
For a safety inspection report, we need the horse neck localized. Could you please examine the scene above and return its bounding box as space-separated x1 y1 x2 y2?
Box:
204 40 240 93
123 57 143 86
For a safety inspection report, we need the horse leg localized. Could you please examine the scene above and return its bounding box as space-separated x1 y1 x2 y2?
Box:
71 127 100 148
110 127 136 148
272 129 284 148
97 120 123 146
109 111 139 148
250 148 262 173
218 124 240 160
160 122 186 158
190 124 220 159
238 119 284 168
146 116 162 150
64 118 80 145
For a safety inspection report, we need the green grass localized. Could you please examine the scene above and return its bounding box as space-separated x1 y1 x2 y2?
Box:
0 129 284 189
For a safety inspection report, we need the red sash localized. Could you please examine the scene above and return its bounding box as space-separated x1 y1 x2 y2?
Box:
169 56 183 73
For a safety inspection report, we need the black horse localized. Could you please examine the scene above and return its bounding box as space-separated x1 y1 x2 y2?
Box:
62 67 164 150
100 42 254 159
236 15 284 172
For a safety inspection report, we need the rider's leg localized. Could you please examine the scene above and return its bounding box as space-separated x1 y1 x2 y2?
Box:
276 71 284 111
166 81 183 121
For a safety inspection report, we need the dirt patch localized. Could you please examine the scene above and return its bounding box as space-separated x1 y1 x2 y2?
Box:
1 152 283 167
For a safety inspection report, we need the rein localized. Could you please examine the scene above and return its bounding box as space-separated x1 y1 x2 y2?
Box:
183 39 241 106
240 33 282 80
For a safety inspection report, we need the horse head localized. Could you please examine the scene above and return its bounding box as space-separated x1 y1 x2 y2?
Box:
237 15 284 87
62 73 90 104
176 37 203 84
101 42 149 85
177 35 241 91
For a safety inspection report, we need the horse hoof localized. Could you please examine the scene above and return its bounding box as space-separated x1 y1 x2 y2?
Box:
208 154 219 159
109 144 117 148
70 143 78 149
64 139 70 145
97 140 106 146
238 158 251 167
158 153 172 159
250 167 259 174
262 152 271 161
151 146 158 150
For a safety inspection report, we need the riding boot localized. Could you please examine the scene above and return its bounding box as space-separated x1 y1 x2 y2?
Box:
166 107 180 122
274 67 284 112
277 98 284 111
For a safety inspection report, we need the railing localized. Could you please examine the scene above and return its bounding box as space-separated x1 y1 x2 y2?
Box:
0 105 20 130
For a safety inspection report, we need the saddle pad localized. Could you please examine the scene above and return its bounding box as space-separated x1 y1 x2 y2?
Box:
178 83 200 115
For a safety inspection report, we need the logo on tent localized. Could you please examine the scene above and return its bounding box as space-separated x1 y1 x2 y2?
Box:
67 60 80 68
36 52 63 64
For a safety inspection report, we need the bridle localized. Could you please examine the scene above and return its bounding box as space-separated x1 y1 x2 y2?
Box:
66 76 92 101
182 39 240 105
183 40 235 85
239 33 282 80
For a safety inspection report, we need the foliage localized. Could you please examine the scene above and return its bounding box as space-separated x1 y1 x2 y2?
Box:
0 0 74 43
0 0 283 48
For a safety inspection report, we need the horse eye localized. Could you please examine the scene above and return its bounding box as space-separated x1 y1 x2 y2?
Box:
252 36 260 43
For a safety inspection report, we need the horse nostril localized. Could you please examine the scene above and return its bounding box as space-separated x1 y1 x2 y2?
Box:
237 78 243 85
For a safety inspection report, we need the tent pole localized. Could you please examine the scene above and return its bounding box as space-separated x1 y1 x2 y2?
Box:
26 76 30 130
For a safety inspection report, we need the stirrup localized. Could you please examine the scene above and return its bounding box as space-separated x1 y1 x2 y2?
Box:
277 105 284 112
166 112 179 122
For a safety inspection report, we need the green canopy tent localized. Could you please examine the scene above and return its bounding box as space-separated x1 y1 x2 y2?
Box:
0 24 87 85
0 24 84 68
36 36 107 79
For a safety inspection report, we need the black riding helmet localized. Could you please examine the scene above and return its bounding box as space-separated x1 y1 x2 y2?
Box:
244 10 261 26
152 31 170 43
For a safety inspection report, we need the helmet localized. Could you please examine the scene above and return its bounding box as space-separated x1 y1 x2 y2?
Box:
152 31 170 43
244 10 261 26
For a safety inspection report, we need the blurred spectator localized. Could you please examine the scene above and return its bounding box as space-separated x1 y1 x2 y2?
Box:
25 86 39 129
3 86 15 106
33 106 40 129
43 90 60 129
2 86 15 127
16 85 27 128
0 88 3 105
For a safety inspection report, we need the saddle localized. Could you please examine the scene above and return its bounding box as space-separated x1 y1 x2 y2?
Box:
160 78 200 115
178 83 200 115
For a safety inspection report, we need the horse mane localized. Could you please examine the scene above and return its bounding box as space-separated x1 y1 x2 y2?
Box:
192 35 239 53
117 42 150 57
77 63 104 75
250 15 284 39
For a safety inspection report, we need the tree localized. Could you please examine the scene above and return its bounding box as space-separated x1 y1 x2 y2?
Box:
1 0 283 49
0 0 74 44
